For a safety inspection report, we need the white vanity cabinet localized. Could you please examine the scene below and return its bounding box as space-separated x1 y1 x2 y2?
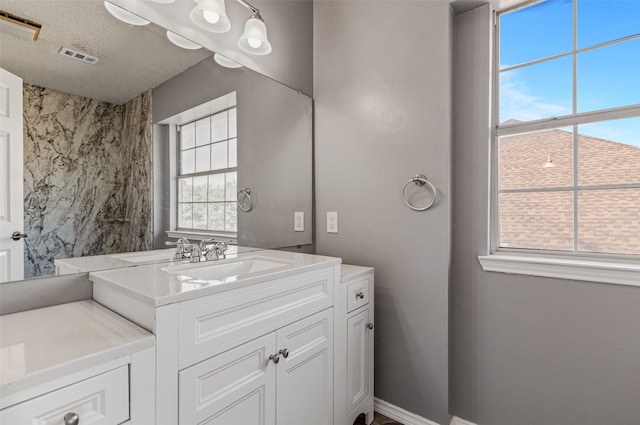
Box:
0 301 155 425
90 251 341 425
179 308 333 425
335 265 375 425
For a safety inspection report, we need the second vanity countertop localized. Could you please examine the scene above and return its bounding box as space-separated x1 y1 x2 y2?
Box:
89 249 342 307
0 300 154 402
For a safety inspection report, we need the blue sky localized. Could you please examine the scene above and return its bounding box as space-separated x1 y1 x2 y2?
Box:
499 0 640 146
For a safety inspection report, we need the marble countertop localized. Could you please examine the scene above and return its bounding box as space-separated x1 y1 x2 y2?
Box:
90 250 342 307
0 300 154 399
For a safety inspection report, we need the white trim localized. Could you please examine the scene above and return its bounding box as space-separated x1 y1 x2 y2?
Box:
478 254 640 287
166 230 237 243
374 398 440 425
449 417 478 425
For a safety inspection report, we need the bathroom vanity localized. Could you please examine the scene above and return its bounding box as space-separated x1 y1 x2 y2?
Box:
88 250 375 425
0 300 155 424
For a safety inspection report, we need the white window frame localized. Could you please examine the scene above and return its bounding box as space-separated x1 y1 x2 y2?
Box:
478 0 640 287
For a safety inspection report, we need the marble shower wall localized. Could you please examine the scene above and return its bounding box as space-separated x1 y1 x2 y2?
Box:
23 84 152 277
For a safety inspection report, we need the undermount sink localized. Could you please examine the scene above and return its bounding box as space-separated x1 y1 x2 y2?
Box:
165 256 294 283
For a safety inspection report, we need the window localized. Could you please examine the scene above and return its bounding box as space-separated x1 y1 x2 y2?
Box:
177 107 237 234
480 0 640 286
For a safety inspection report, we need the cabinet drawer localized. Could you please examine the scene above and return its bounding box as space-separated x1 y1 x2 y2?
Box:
346 277 370 313
0 366 129 425
179 267 334 366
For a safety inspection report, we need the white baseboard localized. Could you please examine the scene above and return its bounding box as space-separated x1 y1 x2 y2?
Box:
373 398 440 425
373 398 478 425
449 417 477 425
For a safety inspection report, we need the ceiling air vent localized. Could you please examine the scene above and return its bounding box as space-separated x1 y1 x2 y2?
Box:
58 46 100 65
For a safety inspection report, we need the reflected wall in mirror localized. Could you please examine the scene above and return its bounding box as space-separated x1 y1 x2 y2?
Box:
0 0 313 282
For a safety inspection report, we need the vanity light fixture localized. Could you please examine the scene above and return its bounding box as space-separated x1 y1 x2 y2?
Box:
166 30 202 50
190 0 231 33
237 12 271 55
214 53 243 68
104 1 150 26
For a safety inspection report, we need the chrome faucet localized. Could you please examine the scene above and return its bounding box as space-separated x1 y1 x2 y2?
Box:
165 237 192 259
191 238 231 262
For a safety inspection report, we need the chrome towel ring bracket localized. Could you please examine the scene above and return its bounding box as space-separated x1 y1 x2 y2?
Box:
402 174 437 211
237 188 253 212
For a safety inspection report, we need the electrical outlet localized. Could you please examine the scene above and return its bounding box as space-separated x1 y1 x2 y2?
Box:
294 212 304 232
327 211 338 233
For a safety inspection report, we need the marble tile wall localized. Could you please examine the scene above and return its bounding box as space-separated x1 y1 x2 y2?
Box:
22 84 152 277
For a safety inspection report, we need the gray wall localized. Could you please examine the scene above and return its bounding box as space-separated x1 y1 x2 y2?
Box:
452 6 640 425
314 2 453 424
152 58 313 249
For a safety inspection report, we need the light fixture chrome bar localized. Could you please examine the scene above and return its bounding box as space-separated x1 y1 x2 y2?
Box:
234 0 260 15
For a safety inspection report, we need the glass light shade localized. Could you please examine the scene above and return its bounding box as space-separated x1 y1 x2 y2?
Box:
214 53 243 68
150 0 175 3
237 15 272 55
190 0 230 33
166 31 202 50
104 1 150 26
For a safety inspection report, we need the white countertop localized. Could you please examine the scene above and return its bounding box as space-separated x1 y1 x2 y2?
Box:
341 264 374 282
54 245 262 275
0 300 154 399
90 250 342 307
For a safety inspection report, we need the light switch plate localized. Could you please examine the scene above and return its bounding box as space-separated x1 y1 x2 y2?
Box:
327 211 338 233
294 212 304 232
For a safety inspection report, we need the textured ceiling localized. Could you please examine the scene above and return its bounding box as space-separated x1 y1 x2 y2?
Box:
0 0 212 104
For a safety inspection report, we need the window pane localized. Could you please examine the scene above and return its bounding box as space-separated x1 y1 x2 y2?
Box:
229 108 237 138
193 203 207 229
195 145 210 172
180 122 195 150
578 189 640 255
211 111 228 142
499 128 574 191
193 176 208 202
178 178 193 202
226 202 237 232
208 203 225 230
499 56 573 123
499 0 573 68
208 174 225 201
211 142 228 171
578 0 640 49
577 38 640 113
229 138 237 168
578 117 640 186
499 191 574 251
195 117 210 147
180 149 195 175
178 203 193 228
226 172 237 202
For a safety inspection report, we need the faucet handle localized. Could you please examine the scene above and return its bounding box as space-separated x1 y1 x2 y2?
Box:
190 245 203 263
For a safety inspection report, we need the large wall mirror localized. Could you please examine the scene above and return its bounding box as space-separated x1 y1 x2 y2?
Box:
0 0 312 282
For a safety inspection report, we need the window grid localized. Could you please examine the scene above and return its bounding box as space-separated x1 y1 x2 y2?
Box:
494 1 640 257
177 107 237 233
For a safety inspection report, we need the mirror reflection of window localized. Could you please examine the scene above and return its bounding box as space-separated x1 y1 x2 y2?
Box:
177 104 238 234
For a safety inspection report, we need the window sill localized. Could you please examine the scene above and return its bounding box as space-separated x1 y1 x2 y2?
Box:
477 253 640 287
166 230 237 243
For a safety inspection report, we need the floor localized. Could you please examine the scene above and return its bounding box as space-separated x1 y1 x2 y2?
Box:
353 412 403 425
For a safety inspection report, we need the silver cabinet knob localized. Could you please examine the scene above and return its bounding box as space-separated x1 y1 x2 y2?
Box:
278 348 289 358
355 292 365 300
64 412 79 425
10 231 27 241
366 323 374 330
269 354 280 364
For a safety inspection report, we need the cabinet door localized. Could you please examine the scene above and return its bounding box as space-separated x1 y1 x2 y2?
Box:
276 308 333 425
347 308 371 414
179 333 276 425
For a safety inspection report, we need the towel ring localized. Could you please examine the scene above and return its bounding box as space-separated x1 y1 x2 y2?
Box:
402 174 437 211
237 188 253 212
